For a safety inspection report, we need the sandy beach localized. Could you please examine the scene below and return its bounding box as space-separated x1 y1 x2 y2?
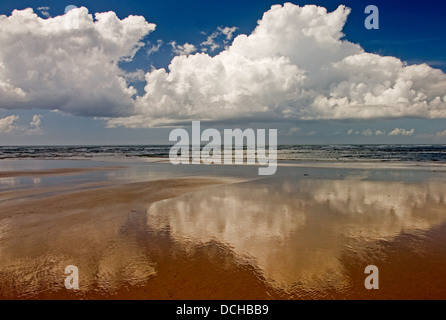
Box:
1 159 446 299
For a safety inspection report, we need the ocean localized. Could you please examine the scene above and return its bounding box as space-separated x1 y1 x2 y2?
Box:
0 145 446 162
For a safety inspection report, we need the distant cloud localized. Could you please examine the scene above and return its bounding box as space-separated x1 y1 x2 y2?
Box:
200 31 220 52
200 26 238 52
170 41 196 56
0 115 19 133
37 6 50 18
0 114 43 134
28 114 43 135
361 129 374 136
435 130 446 137
30 114 42 128
348 129 387 136
219 26 238 40
375 130 386 136
388 128 415 136
147 40 163 56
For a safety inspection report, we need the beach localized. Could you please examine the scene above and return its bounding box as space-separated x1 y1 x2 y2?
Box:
1 159 446 299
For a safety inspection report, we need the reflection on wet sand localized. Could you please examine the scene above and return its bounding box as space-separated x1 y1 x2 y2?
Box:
147 177 446 298
0 178 227 299
1 164 446 299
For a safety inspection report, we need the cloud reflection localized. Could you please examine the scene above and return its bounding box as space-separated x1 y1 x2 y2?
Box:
147 178 446 291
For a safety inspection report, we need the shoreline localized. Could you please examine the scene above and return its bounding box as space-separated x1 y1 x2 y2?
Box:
2 156 446 170
0 165 127 178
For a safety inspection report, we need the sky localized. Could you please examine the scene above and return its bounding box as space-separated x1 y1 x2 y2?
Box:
0 0 445 145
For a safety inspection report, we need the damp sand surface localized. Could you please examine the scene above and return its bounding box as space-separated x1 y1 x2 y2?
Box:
1 159 446 299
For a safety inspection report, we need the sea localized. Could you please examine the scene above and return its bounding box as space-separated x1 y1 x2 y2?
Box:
0 145 446 162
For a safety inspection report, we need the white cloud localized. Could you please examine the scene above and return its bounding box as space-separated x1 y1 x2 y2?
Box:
1 4 446 128
435 130 446 137
200 26 238 52
28 114 43 134
0 115 19 133
361 129 373 136
30 114 42 128
200 31 220 52
108 3 446 127
0 7 155 117
388 128 415 136
219 26 238 40
348 129 386 136
170 42 196 56
0 114 45 135
147 40 163 56
37 6 51 18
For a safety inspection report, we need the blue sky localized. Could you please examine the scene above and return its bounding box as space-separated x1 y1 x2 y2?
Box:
0 0 445 145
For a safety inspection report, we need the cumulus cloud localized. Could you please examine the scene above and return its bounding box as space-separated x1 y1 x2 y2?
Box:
28 114 43 134
347 128 387 136
0 115 19 133
170 41 196 56
30 114 42 128
0 114 45 134
375 130 385 136
108 3 446 127
2 4 446 128
388 128 415 136
361 129 373 136
0 7 155 117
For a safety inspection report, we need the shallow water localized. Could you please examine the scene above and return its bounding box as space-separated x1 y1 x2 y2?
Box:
147 174 446 299
1 160 446 299
0 159 260 193
1 145 446 162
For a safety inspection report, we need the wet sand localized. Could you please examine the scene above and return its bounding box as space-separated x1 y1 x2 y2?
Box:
0 166 126 178
1 161 446 299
